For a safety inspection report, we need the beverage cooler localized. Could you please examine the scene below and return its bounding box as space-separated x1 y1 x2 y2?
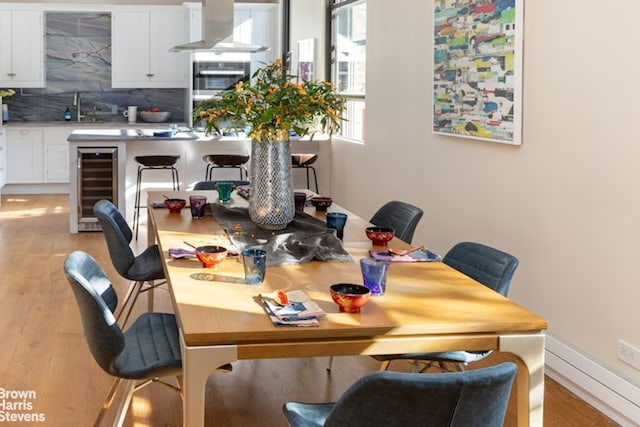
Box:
76 147 118 231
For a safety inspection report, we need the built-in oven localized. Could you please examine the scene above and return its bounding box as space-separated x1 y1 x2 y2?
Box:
193 60 251 103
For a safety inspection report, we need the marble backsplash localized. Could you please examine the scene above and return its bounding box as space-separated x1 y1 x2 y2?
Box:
4 12 188 124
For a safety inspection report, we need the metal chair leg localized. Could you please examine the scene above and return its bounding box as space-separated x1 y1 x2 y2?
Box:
309 165 318 193
116 280 166 328
93 377 122 427
113 380 137 427
115 281 144 328
133 166 143 240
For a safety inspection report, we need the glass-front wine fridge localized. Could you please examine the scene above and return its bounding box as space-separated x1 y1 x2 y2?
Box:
77 147 118 231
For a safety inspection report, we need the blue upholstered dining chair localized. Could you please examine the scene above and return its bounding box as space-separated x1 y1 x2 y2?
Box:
93 199 166 327
326 200 425 372
63 250 182 427
372 241 520 372
283 362 517 427
370 200 424 243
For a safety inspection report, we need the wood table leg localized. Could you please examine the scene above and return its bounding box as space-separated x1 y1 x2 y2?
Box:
500 332 546 427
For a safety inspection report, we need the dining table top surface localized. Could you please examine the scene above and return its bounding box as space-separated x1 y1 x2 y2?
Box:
148 190 548 350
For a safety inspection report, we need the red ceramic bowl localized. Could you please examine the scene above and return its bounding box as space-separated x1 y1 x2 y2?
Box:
195 245 227 269
310 196 333 212
330 283 371 313
365 226 395 247
164 198 187 214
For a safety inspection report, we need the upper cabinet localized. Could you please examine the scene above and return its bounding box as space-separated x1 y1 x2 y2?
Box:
112 6 189 88
0 8 45 88
246 4 279 74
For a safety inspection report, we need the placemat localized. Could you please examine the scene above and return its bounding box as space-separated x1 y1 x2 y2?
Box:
210 204 353 266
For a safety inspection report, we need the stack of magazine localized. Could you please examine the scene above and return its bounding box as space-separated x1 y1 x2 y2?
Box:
260 290 326 327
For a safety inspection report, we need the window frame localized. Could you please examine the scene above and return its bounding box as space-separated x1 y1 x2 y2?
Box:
327 0 366 142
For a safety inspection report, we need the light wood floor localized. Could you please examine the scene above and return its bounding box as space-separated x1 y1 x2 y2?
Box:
0 194 619 426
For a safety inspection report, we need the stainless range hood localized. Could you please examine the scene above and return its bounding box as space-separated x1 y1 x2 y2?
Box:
170 0 268 53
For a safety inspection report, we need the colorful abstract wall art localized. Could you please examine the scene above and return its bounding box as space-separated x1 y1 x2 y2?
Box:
433 0 523 145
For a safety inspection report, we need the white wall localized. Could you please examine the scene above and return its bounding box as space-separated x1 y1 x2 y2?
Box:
289 0 325 80
324 0 640 394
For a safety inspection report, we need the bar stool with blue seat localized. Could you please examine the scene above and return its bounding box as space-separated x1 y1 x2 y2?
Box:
291 153 319 193
133 155 180 240
203 154 250 181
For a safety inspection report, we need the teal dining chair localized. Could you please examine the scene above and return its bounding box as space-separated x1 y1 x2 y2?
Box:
63 250 182 427
371 241 519 372
284 362 517 427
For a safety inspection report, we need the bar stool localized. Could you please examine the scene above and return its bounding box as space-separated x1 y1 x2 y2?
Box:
291 153 319 193
203 154 250 181
133 155 180 240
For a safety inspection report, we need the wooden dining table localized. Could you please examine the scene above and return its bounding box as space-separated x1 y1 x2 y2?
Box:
147 190 548 427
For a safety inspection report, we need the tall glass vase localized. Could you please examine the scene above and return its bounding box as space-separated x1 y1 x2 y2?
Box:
248 137 295 230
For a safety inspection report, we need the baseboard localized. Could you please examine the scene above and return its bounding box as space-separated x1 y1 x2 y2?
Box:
545 334 640 426
2 183 69 195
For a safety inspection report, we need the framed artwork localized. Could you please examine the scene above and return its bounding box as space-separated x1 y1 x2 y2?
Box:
433 0 523 145
297 38 315 82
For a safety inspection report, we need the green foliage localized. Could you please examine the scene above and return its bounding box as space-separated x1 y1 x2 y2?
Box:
193 59 346 142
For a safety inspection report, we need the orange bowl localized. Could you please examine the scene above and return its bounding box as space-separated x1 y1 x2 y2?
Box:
164 198 186 214
195 245 227 269
365 226 395 247
330 283 371 313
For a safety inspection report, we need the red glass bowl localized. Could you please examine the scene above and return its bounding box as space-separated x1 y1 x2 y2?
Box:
365 226 395 247
195 245 227 269
330 283 371 313
164 198 187 214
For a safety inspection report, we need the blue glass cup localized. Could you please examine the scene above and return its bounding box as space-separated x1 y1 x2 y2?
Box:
326 212 348 240
360 257 390 296
241 249 267 284
217 181 233 203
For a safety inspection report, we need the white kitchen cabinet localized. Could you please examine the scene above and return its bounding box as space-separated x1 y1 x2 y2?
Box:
0 9 45 88
0 127 7 193
112 6 189 88
7 128 44 183
44 127 70 182
248 5 278 73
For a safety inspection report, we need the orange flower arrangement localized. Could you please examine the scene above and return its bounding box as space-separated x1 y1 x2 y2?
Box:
194 58 345 142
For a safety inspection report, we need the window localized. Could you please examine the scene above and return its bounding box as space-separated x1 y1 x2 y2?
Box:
329 0 366 141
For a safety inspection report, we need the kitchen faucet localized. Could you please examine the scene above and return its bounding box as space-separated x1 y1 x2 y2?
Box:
73 92 85 122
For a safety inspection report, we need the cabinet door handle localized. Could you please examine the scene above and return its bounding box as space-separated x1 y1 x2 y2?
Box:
7 73 16 77
146 73 155 77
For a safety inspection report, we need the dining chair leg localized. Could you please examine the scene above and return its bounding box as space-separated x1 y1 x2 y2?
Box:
378 360 391 371
113 380 137 427
115 281 144 328
94 377 122 427
147 282 154 313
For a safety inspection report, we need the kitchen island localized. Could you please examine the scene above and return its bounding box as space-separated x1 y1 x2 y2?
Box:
67 127 251 233
67 126 325 233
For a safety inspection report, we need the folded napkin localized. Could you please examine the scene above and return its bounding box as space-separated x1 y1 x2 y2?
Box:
369 248 441 262
260 290 326 327
169 248 196 259
210 205 353 266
